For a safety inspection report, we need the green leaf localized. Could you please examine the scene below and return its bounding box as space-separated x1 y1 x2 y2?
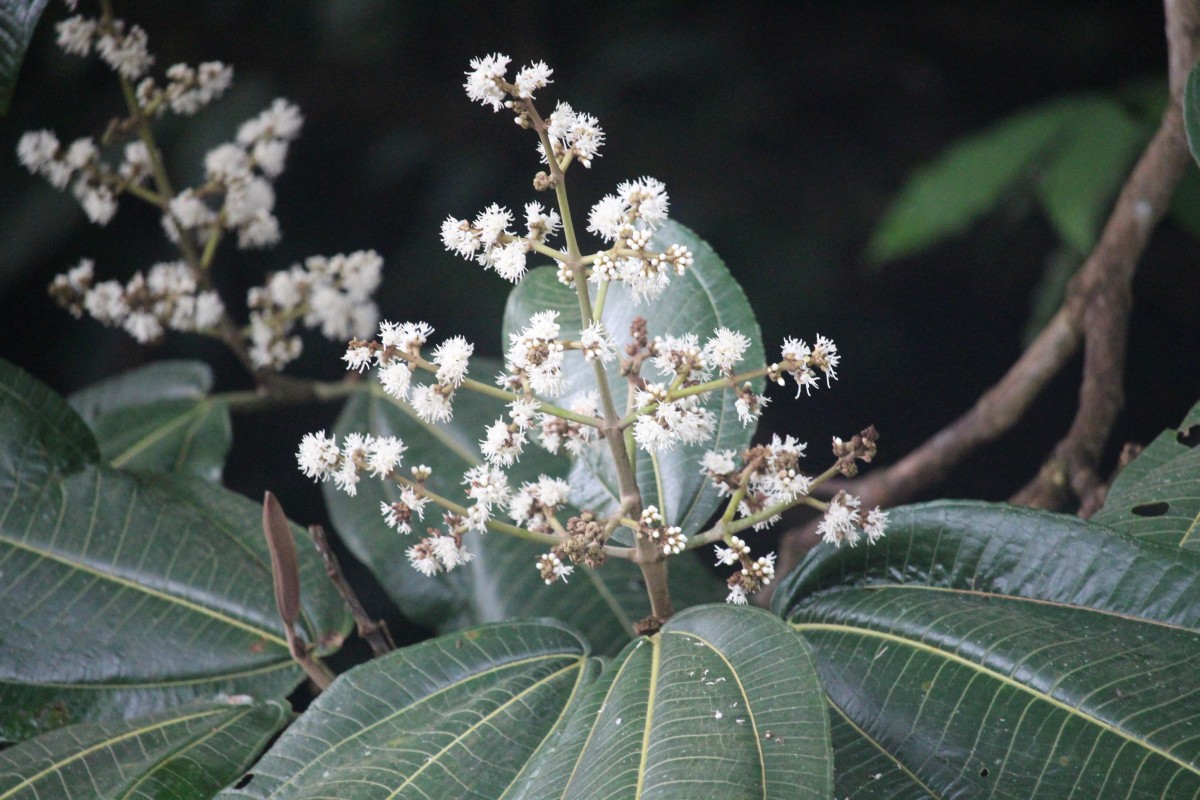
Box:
868 100 1074 264
0 701 288 800
1093 398 1200 550
326 376 723 654
0 359 349 743
773 500 1200 798
220 607 832 800
868 95 1146 264
1185 62 1200 171
503 220 765 537
0 0 48 116
218 620 593 800
69 360 232 481
1035 99 1145 254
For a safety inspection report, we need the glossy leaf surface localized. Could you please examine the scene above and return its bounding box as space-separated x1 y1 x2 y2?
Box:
773 500 1200 799
1093 398 1200 550
221 607 832 800
0 701 287 800
0 359 348 742
69 360 232 481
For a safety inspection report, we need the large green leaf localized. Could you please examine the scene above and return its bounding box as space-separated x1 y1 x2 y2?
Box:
220 607 832 800
0 700 288 800
69 360 232 481
326 374 723 655
773 501 1200 799
503 220 765 538
1093 398 1200 550
0 0 48 116
0 359 349 743
868 95 1145 264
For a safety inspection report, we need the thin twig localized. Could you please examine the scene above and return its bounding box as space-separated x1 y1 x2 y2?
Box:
309 525 396 657
771 0 1200 593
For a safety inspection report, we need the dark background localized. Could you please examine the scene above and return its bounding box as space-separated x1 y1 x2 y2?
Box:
2 2 1197 620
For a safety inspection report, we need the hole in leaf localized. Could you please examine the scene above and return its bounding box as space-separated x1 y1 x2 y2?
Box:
1178 425 1200 448
1131 502 1169 517
234 773 255 789
980 768 990 778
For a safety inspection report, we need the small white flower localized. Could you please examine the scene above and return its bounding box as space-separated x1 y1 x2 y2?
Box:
432 536 473 570
379 361 413 400
586 195 626 242
704 327 751 371
440 216 479 258
508 398 539 430
580 321 616 362
481 419 525 466
463 464 511 509
725 585 748 605
411 384 454 423
366 435 406 477
537 552 574 584
864 507 889 544
343 344 373 372
700 449 738 476
407 539 442 576
524 201 561 244
491 241 528 282
514 60 553 98
432 336 473 387
464 53 510 111
297 430 340 481
55 15 96 56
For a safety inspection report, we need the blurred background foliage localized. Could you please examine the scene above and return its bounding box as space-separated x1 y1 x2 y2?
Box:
2 1 1198 571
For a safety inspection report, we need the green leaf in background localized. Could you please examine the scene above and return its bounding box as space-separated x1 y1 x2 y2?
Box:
503 220 765 538
218 620 593 800
0 700 287 800
0 359 349 743
0 0 48 116
1034 98 1145 255
868 95 1145 264
326 372 722 655
221 607 831 800
1184 62 1200 170
68 360 232 482
1093 398 1200 550
772 501 1200 799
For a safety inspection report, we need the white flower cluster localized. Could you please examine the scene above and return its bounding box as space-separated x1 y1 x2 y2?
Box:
48 258 224 343
536 551 574 585
463 464 511 533
769 334 840 397
509 475 573 533
631 383 716 452
165 98 303 250
247 250 382 369
406 535 474 577
541 101 605 168
816 492 889 548
639 505 688 555
137 61 233 117
296 430 407 498
55 13 152 80
502 311 567 397
380 486 428 535
538 391 600 456
343 320 474 424
580 178 694 304
16 132 151 225
463 53 604 169
440 202 561 282
712 535 776 605
481 399 539 467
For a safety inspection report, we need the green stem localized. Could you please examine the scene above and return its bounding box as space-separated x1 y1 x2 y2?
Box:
592 279 611 320
395 475 562 547
619 365 772 427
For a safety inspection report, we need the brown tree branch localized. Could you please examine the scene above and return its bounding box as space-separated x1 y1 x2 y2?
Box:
771 0 1200 588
